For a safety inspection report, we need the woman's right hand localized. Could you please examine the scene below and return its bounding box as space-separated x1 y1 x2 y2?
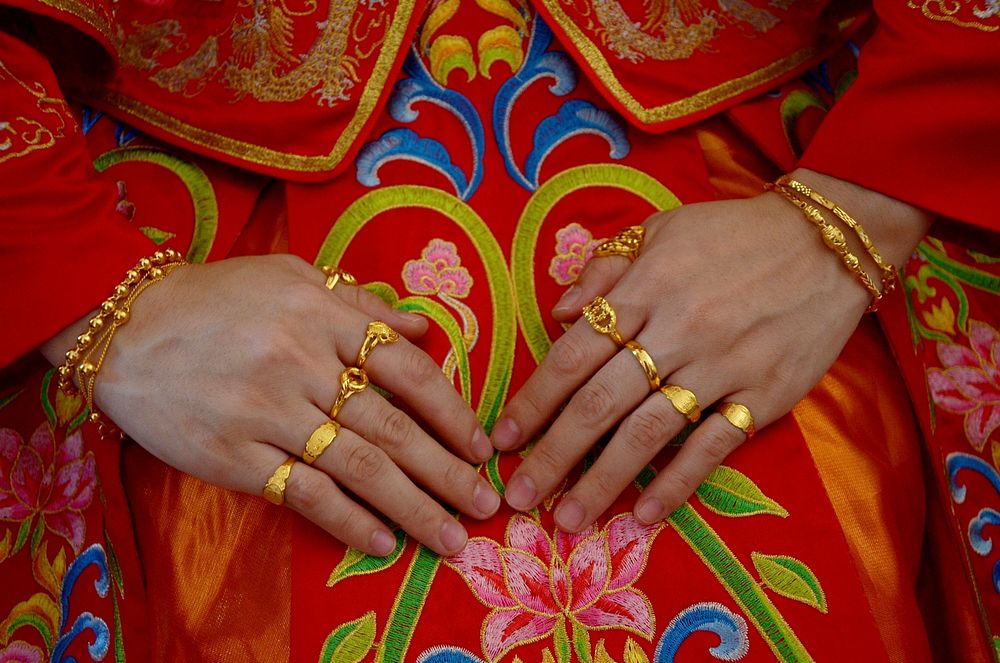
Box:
42 254 500 557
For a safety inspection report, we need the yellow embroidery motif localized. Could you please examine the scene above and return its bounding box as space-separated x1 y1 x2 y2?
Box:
0 61 75 165
907 0 999 32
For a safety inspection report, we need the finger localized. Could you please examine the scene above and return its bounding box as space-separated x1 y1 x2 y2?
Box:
551 255 630 321
333 281 429 339
504 345 657 512
247 442 398 556
553 367 726 532
493 294 645 452
633 400 756 525
336 389 501 519
313 421 470 556
336 331 492 464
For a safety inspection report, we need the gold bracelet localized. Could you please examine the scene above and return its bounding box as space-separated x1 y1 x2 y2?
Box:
58 249 187 438
776 176 897 296
768 183 883 312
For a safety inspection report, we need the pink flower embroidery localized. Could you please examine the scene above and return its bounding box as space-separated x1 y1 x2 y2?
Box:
928 319 1000 451
0 424 96 553
0 641 43 663
446 514 659 662
403 239 473 298
548 223 602 286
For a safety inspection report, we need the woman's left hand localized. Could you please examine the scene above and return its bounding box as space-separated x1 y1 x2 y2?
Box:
490 168 931 532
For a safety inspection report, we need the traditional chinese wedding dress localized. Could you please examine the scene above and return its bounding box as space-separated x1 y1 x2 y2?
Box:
1 0 999 661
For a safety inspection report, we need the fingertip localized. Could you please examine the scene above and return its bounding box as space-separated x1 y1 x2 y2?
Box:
370 528 398 557
471 428 493 463
440 519 468 556
394 312 429 339
553 497 587 532
473 479 501 517
491 417 521 450
634 496 665 525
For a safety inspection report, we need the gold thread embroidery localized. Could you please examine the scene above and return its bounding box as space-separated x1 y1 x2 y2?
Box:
907 0 999 32
0 61 75 165
537 0 821 124
29 0 117 46
101 0 418 172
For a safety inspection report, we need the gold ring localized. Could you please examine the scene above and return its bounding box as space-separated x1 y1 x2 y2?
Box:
330 367 369 420
719 402 755 439
593 226 646 261
263 457 296 506
321 266 358 291
582 296 625 346
625 340 659 391
303 420 341 464
357 321 400 369
659 384 701 423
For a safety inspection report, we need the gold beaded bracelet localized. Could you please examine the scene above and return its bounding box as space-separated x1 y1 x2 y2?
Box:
58 249 187 438
767 182 884 312
776 176 897 296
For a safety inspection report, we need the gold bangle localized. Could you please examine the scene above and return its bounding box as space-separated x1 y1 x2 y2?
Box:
769 183 883 312
58 249 187 439
625 340 660 391
776 176 897 296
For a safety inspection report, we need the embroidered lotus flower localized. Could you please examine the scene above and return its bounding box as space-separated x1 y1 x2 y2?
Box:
927 319 1000 451
445 514 659 662
0 641 43 663
0 424 96 553
549 223 602 286
403 239 473 298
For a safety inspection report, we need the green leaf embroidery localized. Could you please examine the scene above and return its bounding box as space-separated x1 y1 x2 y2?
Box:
553 618 570 663
327 530 406 587
13 517 32 555
29 517 44 556
0 389 23 410
40 370 57 429
571 618 592 663
752 552 828 613
696 466 789 518
318 612 377 663
138 227 176 245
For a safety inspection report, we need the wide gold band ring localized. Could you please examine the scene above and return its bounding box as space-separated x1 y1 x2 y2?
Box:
583 296 625 346
263 457 296 506
321 266 358 291
330 367 369 420
659 384 701 423
593 225 646 262
357 321 400 369
625 340 660 391
719 402 756 439
303 420 341 465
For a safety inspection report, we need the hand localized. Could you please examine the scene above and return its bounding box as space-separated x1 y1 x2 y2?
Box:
42 254 500 556
491 169 931 532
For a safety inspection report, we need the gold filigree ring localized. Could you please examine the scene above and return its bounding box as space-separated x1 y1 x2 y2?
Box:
625 340 659 391
330 367 370 420
659 384 701 423
582 296 625 346
357 321 400 369
593 225 646 262
719 402 756 440
263 457 296 506
321 266 358 291
303 420 341 465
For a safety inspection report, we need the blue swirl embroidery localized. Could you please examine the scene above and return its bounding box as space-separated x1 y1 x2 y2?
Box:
417 646 482 663
492 17 577 190
358 48 485 200
654 602 749 662
947 453 1000 593
52 543 112 663
523 99 629 187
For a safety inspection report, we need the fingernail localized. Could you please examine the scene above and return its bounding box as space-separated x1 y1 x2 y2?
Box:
371 529 397 556
635 497 664 524
492 418 521 450
471 429 493 462
553 286 581 314
474 479 501 516
505 474 537 511
554 498 586 532
440 519 468 555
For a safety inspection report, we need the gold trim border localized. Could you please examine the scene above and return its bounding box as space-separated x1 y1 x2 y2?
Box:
537 0 822 125
99 0 418 174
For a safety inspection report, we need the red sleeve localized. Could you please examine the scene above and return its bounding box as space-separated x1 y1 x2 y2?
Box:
799 1 1000 230
0 31 152 367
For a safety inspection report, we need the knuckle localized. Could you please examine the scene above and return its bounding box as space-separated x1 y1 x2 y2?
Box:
286 469 328 514
282 281 327 316
582 468 620 504
698 426 740 462
375 408 414 450
526 443 565 478
341 442 388 484
619 408 673 456
548 336 589 375
327 506 364 544
399 498 436 531
398 347 441 387
441 459 476 494
665 465 703 500
574 380 619 424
